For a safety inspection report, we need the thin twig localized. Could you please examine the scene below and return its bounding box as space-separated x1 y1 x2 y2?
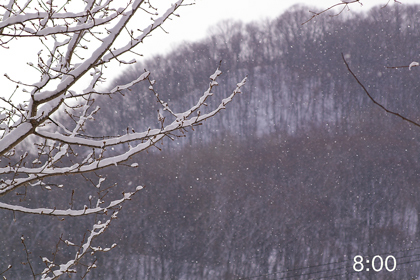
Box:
0 264 12 276
21 236 37 280
382 0 402 8
341 53 420 128
302 0 361 25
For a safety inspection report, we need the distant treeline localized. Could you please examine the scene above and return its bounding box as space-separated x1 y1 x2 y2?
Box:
2 4 420 280
91 3 420 143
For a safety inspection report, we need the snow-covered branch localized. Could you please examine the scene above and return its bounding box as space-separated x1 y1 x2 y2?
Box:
0 186 143 216
0 0 185 156
0 0 246 278
0 67 246 196
40 211 119 280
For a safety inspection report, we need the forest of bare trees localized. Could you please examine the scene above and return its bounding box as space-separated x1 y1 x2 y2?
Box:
2 2 420 279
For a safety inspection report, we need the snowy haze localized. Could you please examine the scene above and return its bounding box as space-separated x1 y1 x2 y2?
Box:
0 0 411 99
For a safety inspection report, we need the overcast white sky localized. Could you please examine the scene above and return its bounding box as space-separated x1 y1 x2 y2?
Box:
0 0 413 100
139 0 385 58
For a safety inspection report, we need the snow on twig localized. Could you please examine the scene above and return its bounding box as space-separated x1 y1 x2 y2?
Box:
0 186 142 216
409 61 419 70
40 211 120 279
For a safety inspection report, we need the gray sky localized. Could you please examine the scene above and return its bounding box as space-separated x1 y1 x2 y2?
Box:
0 0 409 99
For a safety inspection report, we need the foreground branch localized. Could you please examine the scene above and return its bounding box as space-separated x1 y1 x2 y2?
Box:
302 0 362 25
341 53 420 128
0 68 246 196
40 212 120 279
0 186 142 216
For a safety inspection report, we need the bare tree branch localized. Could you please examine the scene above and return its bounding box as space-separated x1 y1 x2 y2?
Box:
342 53 420 128
302 0 362 25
